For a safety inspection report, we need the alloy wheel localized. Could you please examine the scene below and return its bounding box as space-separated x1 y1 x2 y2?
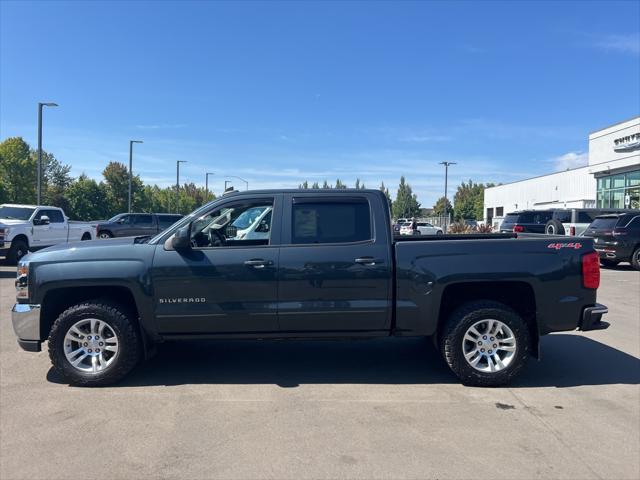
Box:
63 318 119 374
462 319 517 373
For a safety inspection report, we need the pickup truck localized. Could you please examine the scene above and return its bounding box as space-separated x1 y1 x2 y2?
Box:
96 213 183 239
0 204 95 264
11 189 609 387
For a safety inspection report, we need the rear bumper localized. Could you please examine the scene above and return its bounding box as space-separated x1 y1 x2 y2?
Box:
11 303 42 352
579 303 609 331
595 247 631 261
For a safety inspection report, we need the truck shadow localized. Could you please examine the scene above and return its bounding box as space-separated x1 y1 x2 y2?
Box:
47 334 640 388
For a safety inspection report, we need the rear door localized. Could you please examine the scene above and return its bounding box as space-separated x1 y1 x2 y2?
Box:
131 214 155 235
277 192 393 333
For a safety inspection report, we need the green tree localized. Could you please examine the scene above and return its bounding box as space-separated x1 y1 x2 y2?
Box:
354 178 366 190
379 181 392 206
311 181 320 189
0 137 35 203
453 180 495 220
102 161 142 213
433 196 453 217
298 181 309 189
392 176 421 219
66 174 109 220
41 152 73 211
335 178 347 189
322 180 331 189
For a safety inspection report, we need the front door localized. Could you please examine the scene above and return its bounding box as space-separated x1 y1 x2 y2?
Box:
277 194 392 333
31 209 62 247
151 195 282 334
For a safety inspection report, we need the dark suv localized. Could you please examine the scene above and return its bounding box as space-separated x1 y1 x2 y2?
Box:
582 212 640 270
500 208 633 236
97 213 183 239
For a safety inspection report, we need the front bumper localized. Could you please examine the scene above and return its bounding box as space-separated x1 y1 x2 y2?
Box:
11 303 42 352
579 303 609 331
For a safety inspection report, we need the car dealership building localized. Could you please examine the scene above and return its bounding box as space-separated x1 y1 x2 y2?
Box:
484 116 640 226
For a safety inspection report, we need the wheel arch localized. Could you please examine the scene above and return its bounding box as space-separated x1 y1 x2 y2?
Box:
40 285 153 358
437 281 539 358
11 233 29 248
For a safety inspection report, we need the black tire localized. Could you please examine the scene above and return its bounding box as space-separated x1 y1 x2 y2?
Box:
600 259 619 268
81 233 91 241
545 219 565 235
48 301 141 387
436 230 443 235
98 231 113 239
440 300 530 387
631 247 640 271
7 238 29 265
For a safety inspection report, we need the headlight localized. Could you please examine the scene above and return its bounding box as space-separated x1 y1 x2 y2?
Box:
16 261 29 301
0 227 8 235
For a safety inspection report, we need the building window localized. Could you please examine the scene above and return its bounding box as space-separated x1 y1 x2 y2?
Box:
496 207 504 217
596 170 640 210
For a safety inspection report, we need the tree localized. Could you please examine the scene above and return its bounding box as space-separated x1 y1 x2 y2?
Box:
453 180 495 220
41 152 73 211
354 178 366 190
102 161 139 213
311 181 320 189
392 176 421 219
299 181 309 189
0 137 35 203
66 174 109 220
335 178 347 189
379 181 392 206
322 180 331 189
433 196 453 217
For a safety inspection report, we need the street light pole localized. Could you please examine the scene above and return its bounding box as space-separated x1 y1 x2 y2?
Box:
439 161 457 233
37 102 58 205
128 140 143 212
205 172 215 199
176 160 187 213
226 175 249 190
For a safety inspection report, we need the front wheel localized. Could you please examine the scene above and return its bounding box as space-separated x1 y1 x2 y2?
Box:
440 301 530 387
48 301 141 387
98 231 113 239
7 239 28 264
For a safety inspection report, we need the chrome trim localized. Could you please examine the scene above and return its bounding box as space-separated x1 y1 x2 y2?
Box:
11 304 41 341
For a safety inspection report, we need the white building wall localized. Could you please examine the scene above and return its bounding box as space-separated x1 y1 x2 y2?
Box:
484 166 596 224
588 116 640 175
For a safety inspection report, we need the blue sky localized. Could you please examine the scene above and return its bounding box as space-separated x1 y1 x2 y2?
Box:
1 1 639 206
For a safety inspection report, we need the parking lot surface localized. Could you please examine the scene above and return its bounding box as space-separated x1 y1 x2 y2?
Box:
1 264 639 479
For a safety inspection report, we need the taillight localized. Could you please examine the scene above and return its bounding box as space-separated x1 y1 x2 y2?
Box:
570 226 575 236
582 251 600 289
513 225 525 232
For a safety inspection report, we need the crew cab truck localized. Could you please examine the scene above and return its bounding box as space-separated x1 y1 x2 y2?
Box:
11 190 609 387
0 204 95 264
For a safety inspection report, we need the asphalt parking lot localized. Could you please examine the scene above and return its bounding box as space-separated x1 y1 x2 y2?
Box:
0 264 638 480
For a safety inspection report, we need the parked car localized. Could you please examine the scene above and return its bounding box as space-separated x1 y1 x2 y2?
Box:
500 208 633 236
582 212 640 270
0 204 95 264
96 213 183 239
400 221 443 235
11 189 608 388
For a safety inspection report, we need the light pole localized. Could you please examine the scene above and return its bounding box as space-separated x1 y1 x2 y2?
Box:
205 172 215 199
439 161 457 233
37 102 58 205
226 175 249 190
176 160 187 213
128 140 143 212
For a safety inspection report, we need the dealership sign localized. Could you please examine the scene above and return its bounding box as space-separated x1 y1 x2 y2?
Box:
613 132 640 152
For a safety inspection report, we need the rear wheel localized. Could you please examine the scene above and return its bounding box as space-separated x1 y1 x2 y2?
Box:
48 301 140 387
440 301 530 387
600 259 619 268
98 231 113 239
7 239 28 265
81 233 91 241
631 247 640 271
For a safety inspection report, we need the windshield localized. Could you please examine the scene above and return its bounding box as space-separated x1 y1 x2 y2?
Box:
502 214 519 224
0 206 35 220
589 217 619 230
232 206 268 230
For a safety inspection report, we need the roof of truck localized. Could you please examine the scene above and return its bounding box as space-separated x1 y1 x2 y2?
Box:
0 204 57 209
223 189 385 195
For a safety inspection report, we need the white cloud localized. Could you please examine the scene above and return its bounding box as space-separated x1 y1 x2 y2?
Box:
552 151 588 171
593 33 640 55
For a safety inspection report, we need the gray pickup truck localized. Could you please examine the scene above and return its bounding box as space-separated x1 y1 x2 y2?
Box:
96 213 183 239
11 189 609 387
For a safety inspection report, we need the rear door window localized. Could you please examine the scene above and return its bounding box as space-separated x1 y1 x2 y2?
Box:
553 210 571 223
291 198 371 244
133 214 154 226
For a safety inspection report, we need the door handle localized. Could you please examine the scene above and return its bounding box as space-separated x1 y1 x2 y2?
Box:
244 259 272 268
354 257 380 266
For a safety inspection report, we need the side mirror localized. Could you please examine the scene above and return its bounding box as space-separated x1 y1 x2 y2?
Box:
34 215 50 226
171 225 191 250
